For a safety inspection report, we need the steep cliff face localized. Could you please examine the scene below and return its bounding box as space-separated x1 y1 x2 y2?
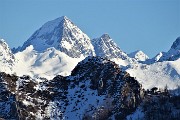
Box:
0 57 143 119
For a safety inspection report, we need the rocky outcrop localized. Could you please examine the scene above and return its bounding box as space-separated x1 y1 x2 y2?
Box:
0 72 19 119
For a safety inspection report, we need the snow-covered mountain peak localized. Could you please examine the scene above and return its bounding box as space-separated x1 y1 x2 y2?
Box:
171 37 180 50
92 34 129 60
128 50 149 61
20 16 95 58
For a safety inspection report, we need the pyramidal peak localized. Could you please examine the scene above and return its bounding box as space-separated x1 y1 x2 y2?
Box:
20 16 95 58
44 16 71 26
50 16 74 28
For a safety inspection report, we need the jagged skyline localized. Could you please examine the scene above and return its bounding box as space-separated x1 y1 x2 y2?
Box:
0 0 179 58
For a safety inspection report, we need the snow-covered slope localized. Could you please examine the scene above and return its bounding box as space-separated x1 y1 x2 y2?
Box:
114 37 180 90
128 50 149 61
20 16 95 58
14 45 84 79
126 58 180 90
0 39 15 73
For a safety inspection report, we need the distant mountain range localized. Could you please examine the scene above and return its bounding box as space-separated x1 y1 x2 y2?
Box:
1 16 179 89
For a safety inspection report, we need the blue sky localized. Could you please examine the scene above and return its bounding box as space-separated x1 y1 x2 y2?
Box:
0 0 179 58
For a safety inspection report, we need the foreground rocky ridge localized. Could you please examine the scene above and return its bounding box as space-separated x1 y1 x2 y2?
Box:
0 57 143 119
0 56 179 120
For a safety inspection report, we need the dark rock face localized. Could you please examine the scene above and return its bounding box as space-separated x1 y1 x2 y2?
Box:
140 90 180 120
71 57 142 119
0 57 143 119
16 76 50 119
0 73 52 119
0 72 19 119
